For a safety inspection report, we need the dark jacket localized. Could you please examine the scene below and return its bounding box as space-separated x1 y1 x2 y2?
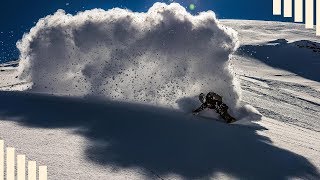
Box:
193 92 228 114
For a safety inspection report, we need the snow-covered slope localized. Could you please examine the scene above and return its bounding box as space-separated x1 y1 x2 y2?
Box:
0 19 320 179
226 19 320 178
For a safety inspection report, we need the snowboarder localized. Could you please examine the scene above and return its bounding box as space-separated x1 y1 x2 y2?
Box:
192 92 236 123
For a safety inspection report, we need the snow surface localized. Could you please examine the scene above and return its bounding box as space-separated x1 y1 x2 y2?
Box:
0 10 320 180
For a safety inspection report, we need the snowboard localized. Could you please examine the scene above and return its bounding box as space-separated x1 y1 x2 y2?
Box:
192 111 237 124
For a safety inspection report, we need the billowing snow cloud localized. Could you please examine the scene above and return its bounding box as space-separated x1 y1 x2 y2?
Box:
17 3 242 112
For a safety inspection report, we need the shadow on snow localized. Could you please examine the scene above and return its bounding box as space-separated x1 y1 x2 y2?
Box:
238 39 320 82
0 91 319 179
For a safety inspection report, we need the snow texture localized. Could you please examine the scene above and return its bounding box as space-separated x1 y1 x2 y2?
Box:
16 3 242 112
1 19 320 180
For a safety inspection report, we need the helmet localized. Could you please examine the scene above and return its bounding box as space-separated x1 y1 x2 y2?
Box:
207 92 222 102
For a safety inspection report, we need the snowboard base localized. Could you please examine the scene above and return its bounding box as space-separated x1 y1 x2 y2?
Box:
192 113 237 124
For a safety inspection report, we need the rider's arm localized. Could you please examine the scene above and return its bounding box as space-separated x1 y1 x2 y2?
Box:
192 103 208 114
